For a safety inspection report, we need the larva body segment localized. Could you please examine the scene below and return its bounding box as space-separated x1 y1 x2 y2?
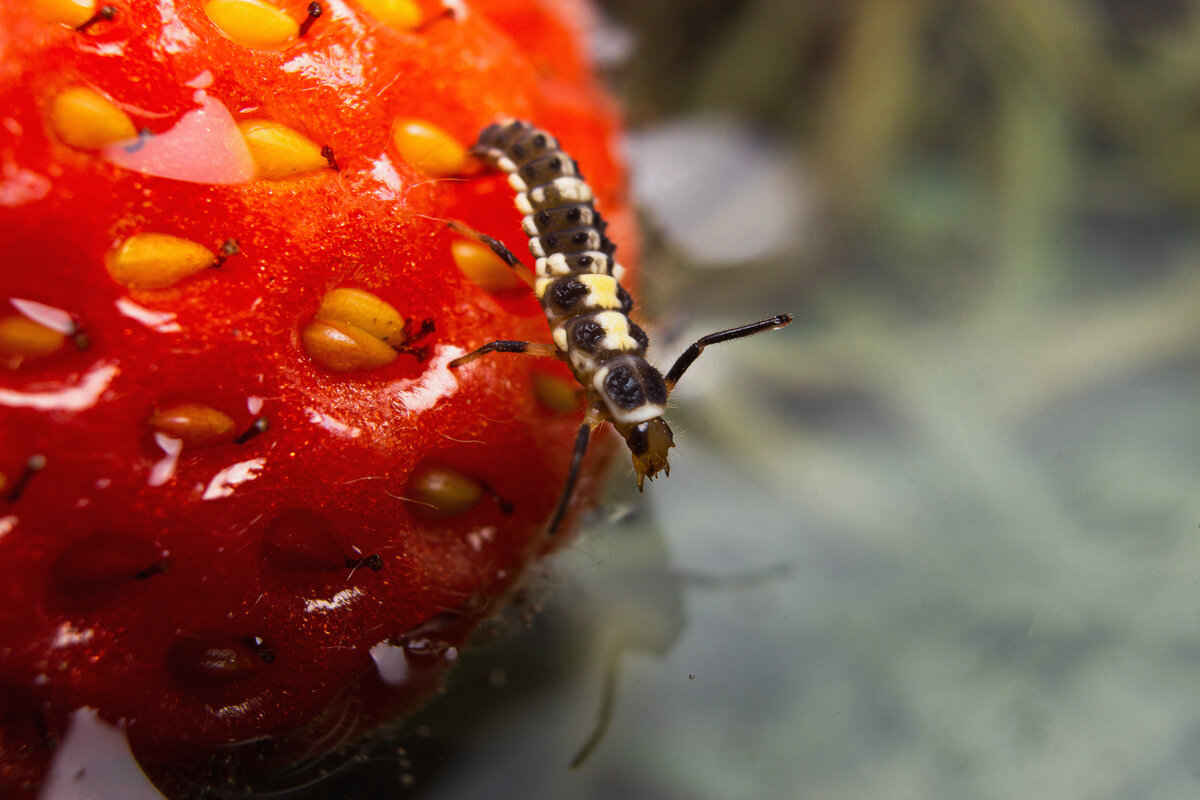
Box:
453 120 792 534
472 120 670 431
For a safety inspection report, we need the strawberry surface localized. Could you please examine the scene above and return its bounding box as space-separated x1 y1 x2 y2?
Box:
0 0 633 792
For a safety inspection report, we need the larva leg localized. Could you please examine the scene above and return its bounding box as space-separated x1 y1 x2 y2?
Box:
546 403 604 537
664 314 794 391
448 340 558 369
446 220 536 289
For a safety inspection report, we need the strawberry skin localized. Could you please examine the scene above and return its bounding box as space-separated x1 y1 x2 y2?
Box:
0 0 633 791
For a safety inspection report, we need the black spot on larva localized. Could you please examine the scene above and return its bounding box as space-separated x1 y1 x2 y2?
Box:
549 157 562 171
512 143 526 159
566 207 582 222
537 210 551 227
543 234 560 249
603 363 645 409
644 369 669 405
572 231 589 245
523 164 536 178
550 279 588 310
572 319 605 351
533 134 547 147
577 254 593 267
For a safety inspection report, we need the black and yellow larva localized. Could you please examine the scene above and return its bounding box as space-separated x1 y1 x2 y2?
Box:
449 119 792 534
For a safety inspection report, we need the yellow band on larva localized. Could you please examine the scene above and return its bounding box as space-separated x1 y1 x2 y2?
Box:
577 274 622 310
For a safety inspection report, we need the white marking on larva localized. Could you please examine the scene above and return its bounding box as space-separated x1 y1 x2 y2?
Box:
507 173 527 192
522 215 539 236
538 253 568 277
569 348 598 377
529 237 546 258
610 401 667 426
552 325 569 352
515 192 533 214
535 277 552 299
579 274 622 309
612 261 626 282
529 177 592 206
496 155 517 172
593 310 640 352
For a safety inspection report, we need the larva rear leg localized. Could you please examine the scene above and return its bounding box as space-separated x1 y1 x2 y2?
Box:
447 340 558 369
446 220 536 289
546 403 605 537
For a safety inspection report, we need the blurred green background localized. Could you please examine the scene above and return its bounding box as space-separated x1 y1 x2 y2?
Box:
332 2 1200 798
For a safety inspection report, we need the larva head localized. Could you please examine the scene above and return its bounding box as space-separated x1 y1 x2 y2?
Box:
626 417 675 491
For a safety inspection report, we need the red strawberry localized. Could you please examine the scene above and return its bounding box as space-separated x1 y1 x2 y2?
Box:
0 0 634 792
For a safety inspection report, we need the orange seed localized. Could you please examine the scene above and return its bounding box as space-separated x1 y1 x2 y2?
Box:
302 319 399 372
33 0 95 27
391 118 468 177
238 119 328 179
0 316 66 368
204 0 299 49
450 239 524 293
106 233 216 290
356 0 422 29
50 87 137 150
407 464 483 517
148 403 237 447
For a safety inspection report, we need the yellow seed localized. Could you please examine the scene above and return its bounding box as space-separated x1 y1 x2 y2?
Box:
316 288 407 345
148 403 237 447
532 372 579 413
357 0 422 28
238 119 328 180
391 119 468 177
302 319 399 372
50 87 137 150
34 0 95 27
407 464 482 517
0 316 66 368
204 0 299 49
450 239 523 293
106 233 215 290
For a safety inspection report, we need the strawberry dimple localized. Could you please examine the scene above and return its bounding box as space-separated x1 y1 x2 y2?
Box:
0 0 627 792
